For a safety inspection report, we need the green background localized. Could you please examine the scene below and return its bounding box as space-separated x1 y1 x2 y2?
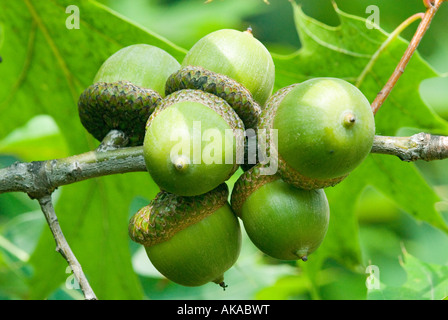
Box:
0 0 447 300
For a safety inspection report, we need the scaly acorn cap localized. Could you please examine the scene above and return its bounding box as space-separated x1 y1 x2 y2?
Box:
78 81 162 146
230 163 280 217
129 183 229 247
165 65 261 129
257 84 348 190
146 89 245 177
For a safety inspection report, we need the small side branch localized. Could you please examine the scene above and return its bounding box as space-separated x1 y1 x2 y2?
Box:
371 133 448 161
96 129 129 152
38 194 97 300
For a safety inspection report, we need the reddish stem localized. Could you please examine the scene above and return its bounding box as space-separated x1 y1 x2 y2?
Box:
424 0 433 8
371 0 444 115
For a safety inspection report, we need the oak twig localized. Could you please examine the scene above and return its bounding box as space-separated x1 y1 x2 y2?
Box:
371 0 444 115
1 134 448 198
371 133 448 162
37 194 97 300
0 145 145 197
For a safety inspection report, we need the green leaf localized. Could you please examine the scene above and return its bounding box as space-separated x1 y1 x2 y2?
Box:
274 3 448 136
0 209 45 299
0 0 186 152
272 2 448 296
0 115 69 162
106 0 269 49
368 250 448 300
360 155 448 233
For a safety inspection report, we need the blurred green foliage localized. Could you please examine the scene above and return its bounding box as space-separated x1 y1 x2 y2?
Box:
0 0 447 300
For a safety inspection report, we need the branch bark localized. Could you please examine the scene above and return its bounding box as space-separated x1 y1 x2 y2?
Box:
1 133 448 197
0 145 146 197
371 133 448 162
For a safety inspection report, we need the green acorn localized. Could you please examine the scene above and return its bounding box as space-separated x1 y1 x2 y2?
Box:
231 164 330 261
181 28 275 107
129 183 241 288
78 44 180 145
258 78 375 189
143 89 244 196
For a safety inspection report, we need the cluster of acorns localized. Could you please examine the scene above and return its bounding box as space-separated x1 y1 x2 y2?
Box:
78 28 375 289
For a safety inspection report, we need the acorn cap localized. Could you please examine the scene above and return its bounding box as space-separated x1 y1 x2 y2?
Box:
230 163 280 217
165 65 261 129
129 183 229 247
257 84 348 190
78 81 161 146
